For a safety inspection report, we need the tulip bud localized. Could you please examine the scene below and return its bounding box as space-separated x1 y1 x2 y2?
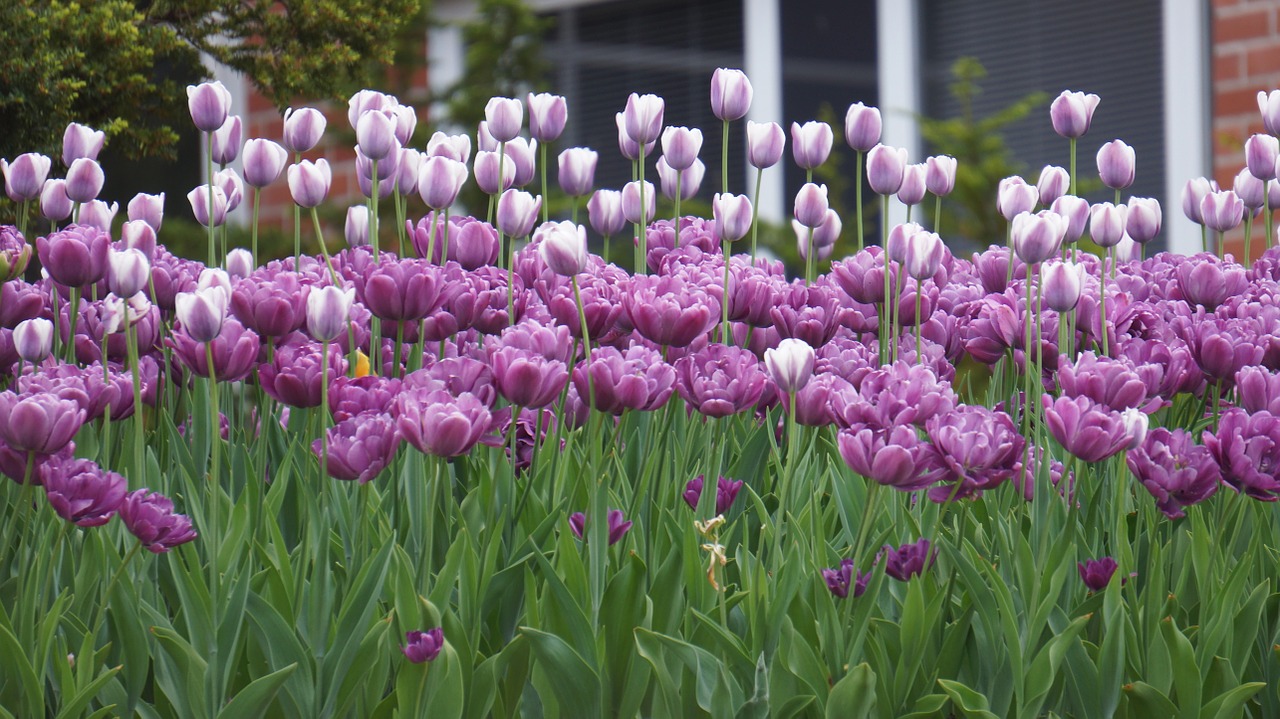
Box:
1234 168 1266 211
307 286 355 342
127 192 165 231
746 121 786 169
426 131 472 164
78 200 117 232
536 220 589 276
886 222 923 264
198 268 233 298
1036 165 1070 205
485 97 524 142
1181 177 1215 224
1096 139 1136 190
710 68 753 122
623 93 665 145
925 155 957 196
765 338 815 394
1012 210 1067 265
904 230 945 279
1042 260 1084 311
282 107 327 154
795 220 837 261
225 248 254 279
661 126 703 171
1200 190 1244 233
714 193 753 243
356 109 399 162
418 156 469 210
496 189 542 238
867 144 908 195
1049 90 1100 139
1125 197 1162 244
615 112 654 161
214 168 244 213
1 153 51 202
997 176 1038 222
557 148 597 197
345 205 370 248
794 183 829 228
187 185 228 227
1246 134 1279 181
347 89 394 129
844 102 882 152
897 163 927 206
175 286 229 343
1121 407 1148 450
790 121 833 170
621 181 656 225
1089 202 1128 247
474 150 516 195
14 318 53 363
392 103 418 146
65 158 104 203
211 115 243 165
588 189 626 236
505 137 538 187
1259 90 1280 136
62 123 105 167
121 220 156 260
1270 179 1280 210
40 179 72 222
187 81 232 133
656 157 704 201
108 248 151 298
242 139 289 188
287 159 331 208
395 148 423 196
527 92 568 142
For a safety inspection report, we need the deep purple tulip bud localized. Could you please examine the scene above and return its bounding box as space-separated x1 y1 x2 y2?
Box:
1 153 51 202
1237 366 1280 414
746 121 785 169
588 190 626 236
37 224 110 288
536 220 589 276
897 163 928 206
1246 134 1279 181
303 285 353 343
496 189 542 238
490 346 569 409
1042 394 1130 463
1205 409 1280 500
905 230 946 279
282 107 326 154
713 193 753 243
526 92 568 143
925 155 957 196
0 392 84 455
1260 90 1280 135
40 457 125 527
187 81 232 132
661 126 703 171
1089 202 1127 248
120 489 197 553
1077 557 1118 591
175 286 228 343
867 144 908 195
402 628 445 663
484 97 524 142
1124 197 1161 244
397 387 491 457
710 68 753 121
997 176 1037 222
127 192 164 231
794 183 829 228
211 115 243 165
1200 190 1244 233
1051 195 1090 243
417 155 468 210
557 148 597 198
186 185 228 228
1129 428 1220 518
62 123 105 167
78 200 117 232
1096 140 1136 191
1181 177 1214 224
882 538 936 581
1235 168 1266 211
1050 90 1100 139
108 248 150 298
1012 210 1066 264
568 509 631 545
765 338 815 393
474 150 516 195
623 93 665 145
823 559 871 599
241 139 289 188
621 181 656 225
287 159 331 208
790 121 833 170
40 179 72 222
64 158 104 204
1042 260 1084 311
683 475 744 514
14 318 52 363
844 102 882 152
1037 165 1070 205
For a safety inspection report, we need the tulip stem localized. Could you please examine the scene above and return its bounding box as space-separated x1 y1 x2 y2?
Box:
425 210 438 264
851 481 881 569
674 174 682 229
855 150 865 252
1244 213 1254 265
639 146 649 273
1098 258 1109 357
205 341 221 594
206 131 216 268
443 208 452 261
540 142 549 225
1218 230 1225 261
721 240 732 342
1005 222 1016 285
370 159 380 261
933 193 942 237
320 340 330 479
603 234 611 265
914 283 923 363
251 188 260 266
750 168 763 259
127 323 144 488
804 227 814 285
293 153 302 265
65 288 80 364
1068 137 1077 197
394 189 407 257
309 208 341 287
721 119 730 196
16 200 28 237
1266 197 1273 250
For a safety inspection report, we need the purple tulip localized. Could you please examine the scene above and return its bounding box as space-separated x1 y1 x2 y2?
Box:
394 147 423 196
558 148 598 198
831 247 893 304
496 189 542 239
504 137 538 188
621 180 657 225
710 68 753 122
1125 197 1162 244
587 190 626 237
536 220 589 277
211 115 243 165
1175 255 1247 309
13 318 52 363
260 340 347 408
402 628 445 663
881 538 935 581
37 224 110 289
1049 91 1100 139
229 272 309 339
1246 134 1279 181
823 559 872 599
1036 165 1070 205
39 179 72 223
925 155 957 197
794 183 829 228
1175 314 1264 384
920 405 1024 500
661 126 703 172
186 185 228 228
1129 428 1219 519
1042 394 1130 463
1237 366 1280 414
683 475 744 515
168 318 260 382
355 149 398 199
832 361 957 430
997 177 1038 222
905 230 946 279
397 386 491 457
656 157 705 201
675 344 768 417
1089 202 1127 248
1042 260 1085 312
1096 140 1135 190
64 158 104 204
348 91 395 133
1235 168 1266 211
790 121 833 170
187 81 232 132
746 121 786 169
344 205 369 248
524 92 566 143
313 411 400 484
713 193 753 244
1200 190 1244 233
838 423 933 491
484 97 524 143
1077 557 1118 591
1260 90 1280 135
40 456 126 527
62 123 105 167
287 159 331 209
1051 195 1090 243
416 155 468 210
1204 408 1280 500
473 151 514 195
489 345 568 409
568 509 632 545
0 392 84 456
844 102 882 153
1 153 51 202
622 93 665 145
1181 177 1215 225
866 144 908 195
765 338 815 394
359 257 444 323
240 138 289 188
282 107 326 154
897 163 928 206
571 344 674 414
426 132 471 164
119 489 198 553
623 275 718 348
76 199 116 232
127 192 165 232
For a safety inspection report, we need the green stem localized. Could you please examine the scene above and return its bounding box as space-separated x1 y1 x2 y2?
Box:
721 119 730 195
1098 256 1109 357
914 283 923 362
206 132 216 267
251 188 260 266
855 150 865 252
66 288 80 364
750 168 763 259
639 146 648 272
721 240 732 342
370 159 380 260
1068 137 1077 197
1244 212 1253 265
205 341 221 594
320 340 330 479
293 152 302 265
540 142 549 225
933 193 942 235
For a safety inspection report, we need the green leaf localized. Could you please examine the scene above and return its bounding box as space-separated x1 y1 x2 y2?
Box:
522 627 602 713
827 662 876 719
0 621 43 719
216 663 297 719
635 627 742 719
937 679 999 719
320 540 394 716
54 664 121 719
1122 681 1178 718
1021 614 1089 717
1200 682 1265 719
1161 616 1201 719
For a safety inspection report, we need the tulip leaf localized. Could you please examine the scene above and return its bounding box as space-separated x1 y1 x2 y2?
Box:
1200 681 1265 719
1161 616 1200 718
936 679 999 719
826 662 876 719
0 621 43 719
216 662 297 719
1122 681 1178 718
522 627 602 714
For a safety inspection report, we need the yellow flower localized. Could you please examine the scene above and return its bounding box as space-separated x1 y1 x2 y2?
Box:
354 349 371 377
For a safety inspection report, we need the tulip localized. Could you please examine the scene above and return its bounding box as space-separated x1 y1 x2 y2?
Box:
211 115 243 165
1234 168 1266 211
1125 197 1161 244
1128 428 1220 519
536 220 589 276
394 148 423 196
997 176 1037 222
1089 202 1127 247
345 205 370 248
260 340 347 408
904 230 946 279
187 81 232 132
794 183 829 228
241 139 289 188
314 411 401 484
175 286 228 343
389 103 417 146
354 109 398 162
746 121 785 169
64 158 104 204
417 155 469 210
120 489 198 553
474 150 516 195
485 97 524 142
1042 394 1130 463
765 338 815 394
1 153 51 203
925 155 957 196
656 157 704 201
1199 190 1244 233
588 190 626 237
891 162 925 206
287 159 331 208
844 102 882 152
37 224 110 288
1037 165 1070 205
823 559 872 599
496 189 542 238
398 388 491 457
1012 210 1067 264
809 209 842 251
661 126 703 171
1181 177 1215 224
1049 90 1100 139
426 131 472 163
568 509 631 545
1205 409 1280 500
867 144 908 195
1051 195 1090 243
791 121 833 170
402 628 445 663
1260 90 1280 136
527 92 567 142
39 179 72 222
347 89 394 128
623 93 665 145
187 185 228 228
14 318 52 363
360 258 445 323
282 107 327 154
1096 139 1135 191
572 344 675 414
127 192 165 231
621 181 656 225
213 168 244 213
1246 134 1279 181
557 148 597 197
1077 557 1118 591
674 344 767 417
41 457 126 527
1121 407 1148 450
108 248 150 298
710 68 753 121
881 538 935 581
684 475 744 515
504 136 538 187
0 392 84 455
229 273 309 338
61 123 105 167
1042 261 1084 311
78 200 118 232
713 193 753 243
